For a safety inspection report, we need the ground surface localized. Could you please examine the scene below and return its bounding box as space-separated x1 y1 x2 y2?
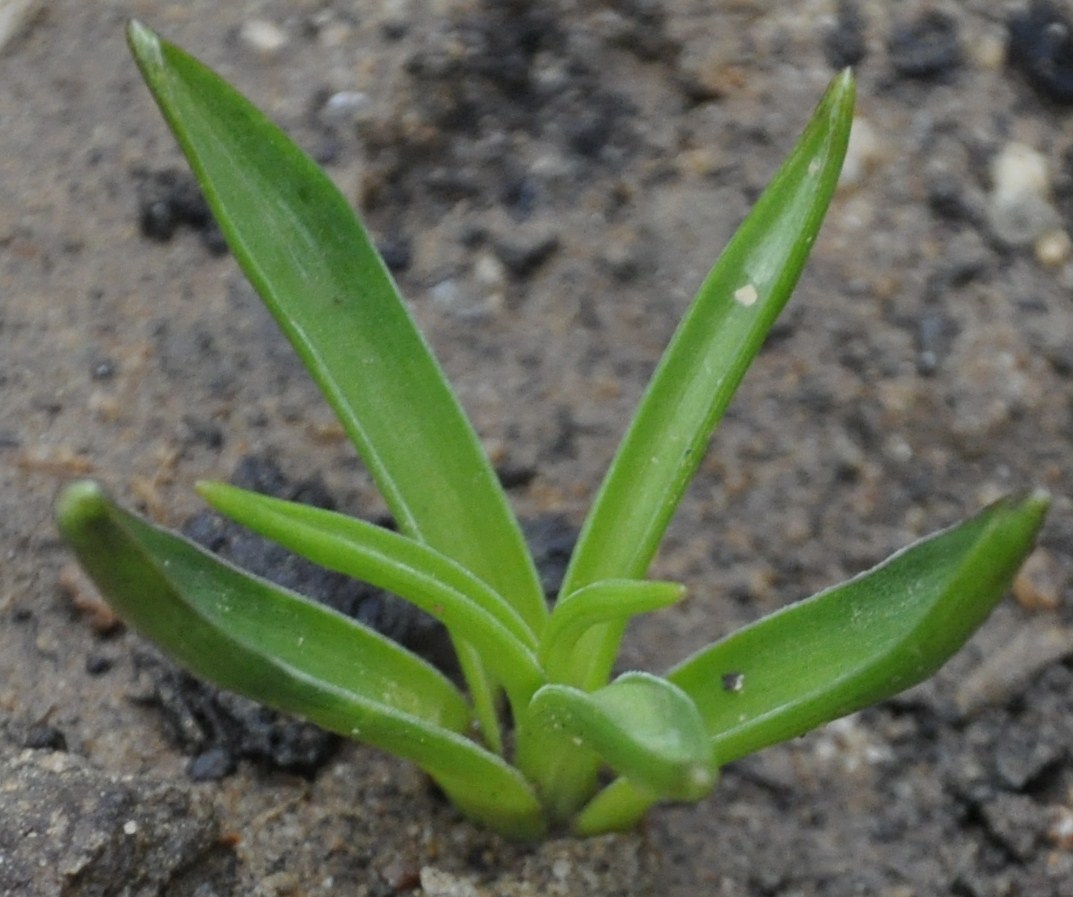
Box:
3 1 1073 895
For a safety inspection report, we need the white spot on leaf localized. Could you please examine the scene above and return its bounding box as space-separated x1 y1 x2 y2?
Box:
733 283 758 307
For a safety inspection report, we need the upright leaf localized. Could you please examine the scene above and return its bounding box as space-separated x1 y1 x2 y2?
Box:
125 21 546 636
558 71 856 690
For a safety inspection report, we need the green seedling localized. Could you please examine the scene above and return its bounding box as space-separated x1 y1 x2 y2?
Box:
57 21 1049 840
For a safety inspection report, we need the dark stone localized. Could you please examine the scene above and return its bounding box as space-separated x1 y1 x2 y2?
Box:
85 652 115 675
23 723 67 752
90 357 116 381
381 19 408 41
493 231 560 278
916 310 957 375
888 11 962 79
133 167 229 256
133 651 341 779
188 745 237 781
139 198 179 241
377 234 413 272
825 0 868 70
496 463 537 490
180 414 225 450
522 514 577 600
565 99 623 158
1007 1 1073 105
500 175 541 219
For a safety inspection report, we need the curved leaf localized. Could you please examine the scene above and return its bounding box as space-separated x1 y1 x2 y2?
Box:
539 580 684 677
56 480 544 838
573 491 1050 835
528 672 715 804
197 481 545 709
669 491 1050 764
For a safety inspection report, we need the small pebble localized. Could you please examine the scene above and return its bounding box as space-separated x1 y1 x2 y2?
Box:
24 723 67 752
237 19 288 58
1007 1 1073 105
319 90 371 124
377 234 412 272
1048 806 1073 849
85 652 115 675
811 715 892 773
493 229 559 278
187 746 236 781
1034 227 1072 267
839 116 882 189
888 11 962 79
972 31 1007 72
1012 547 1065 611
987 142 1061 248
474 251 507 313
419 867 481 897
824 0 868 70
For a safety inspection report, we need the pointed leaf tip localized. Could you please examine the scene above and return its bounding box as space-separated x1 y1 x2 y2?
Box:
126 19 162 67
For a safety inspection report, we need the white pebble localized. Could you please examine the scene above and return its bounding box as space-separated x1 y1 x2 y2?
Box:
238 19 288 58
987 142 1060 248
321 90 371 123
419 867 481 897
1035 227 1072 267
839 116 882 189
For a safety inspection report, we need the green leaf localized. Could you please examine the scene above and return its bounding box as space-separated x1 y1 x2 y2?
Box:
558 70 856 691
197 481 545 711
669 491 1050 764
572 777 655 837
539 580 685 678
55 480 544 839
124 21 545 638
528 672 715 803
573 491 1050 835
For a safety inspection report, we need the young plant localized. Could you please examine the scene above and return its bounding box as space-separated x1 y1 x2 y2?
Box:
57 21 1048 840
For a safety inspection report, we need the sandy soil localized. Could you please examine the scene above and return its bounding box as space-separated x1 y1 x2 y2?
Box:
2 1 1073 895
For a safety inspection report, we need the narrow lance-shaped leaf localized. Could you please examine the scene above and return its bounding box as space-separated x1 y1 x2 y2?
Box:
558 70 856 691
573 491 1050 835
528 673 715 806
56 481 545 839
670 491 1050 761
124 21 546 637
197 481 546 711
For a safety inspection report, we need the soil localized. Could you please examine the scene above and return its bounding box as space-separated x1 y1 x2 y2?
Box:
3 1 1073 895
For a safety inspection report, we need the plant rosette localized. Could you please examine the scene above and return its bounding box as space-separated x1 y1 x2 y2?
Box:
56 21 1049 840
